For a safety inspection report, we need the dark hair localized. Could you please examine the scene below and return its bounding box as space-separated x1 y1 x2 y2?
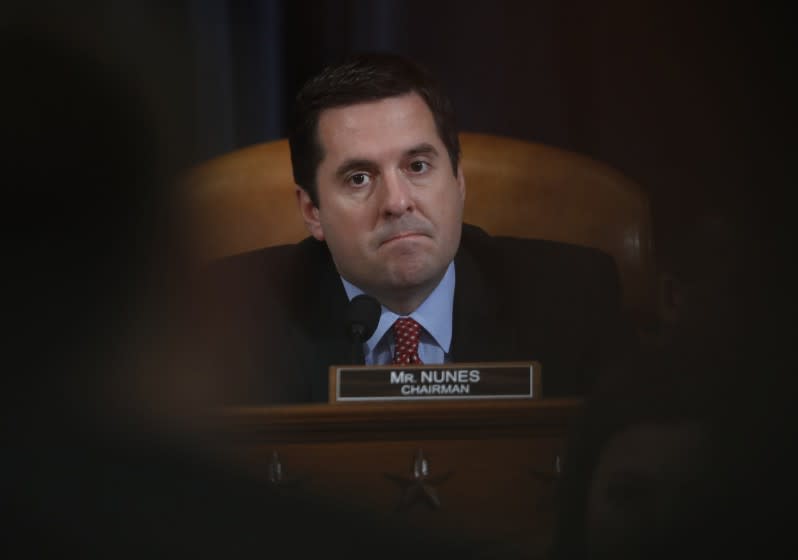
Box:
288 53 460 206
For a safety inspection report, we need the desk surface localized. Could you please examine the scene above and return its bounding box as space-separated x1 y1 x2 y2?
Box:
217 397 582 439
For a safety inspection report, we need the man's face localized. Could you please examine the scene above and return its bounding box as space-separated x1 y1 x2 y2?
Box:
297 93 465 311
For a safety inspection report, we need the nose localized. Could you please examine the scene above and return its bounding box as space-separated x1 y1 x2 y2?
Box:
380 169 414 217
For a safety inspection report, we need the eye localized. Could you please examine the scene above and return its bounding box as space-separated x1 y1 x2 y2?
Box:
408 160 430 174
347 172 371 187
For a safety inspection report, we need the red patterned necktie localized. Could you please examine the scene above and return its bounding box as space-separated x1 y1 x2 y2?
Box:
392 317 423 365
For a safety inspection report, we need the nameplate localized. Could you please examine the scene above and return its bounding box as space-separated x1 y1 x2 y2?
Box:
328 362 541 403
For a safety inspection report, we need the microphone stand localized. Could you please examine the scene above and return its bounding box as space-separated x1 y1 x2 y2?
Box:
345 294 380 365
350 325 366 365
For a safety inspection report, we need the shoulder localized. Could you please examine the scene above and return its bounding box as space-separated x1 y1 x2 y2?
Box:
202 237 334 309
460 222 619 279
209 237 329 281
213 235 325 267
457 223 624 319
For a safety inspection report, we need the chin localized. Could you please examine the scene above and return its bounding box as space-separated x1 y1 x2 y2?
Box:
386 257 443 289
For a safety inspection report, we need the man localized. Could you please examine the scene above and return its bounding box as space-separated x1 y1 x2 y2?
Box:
214 53 635 404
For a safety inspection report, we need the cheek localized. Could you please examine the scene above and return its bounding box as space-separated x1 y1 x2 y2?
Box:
434 188 465 230
421 180 461 209
319 206 368 249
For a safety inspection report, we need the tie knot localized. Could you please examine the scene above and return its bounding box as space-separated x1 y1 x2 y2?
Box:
392 317 423 365
394 317 421 336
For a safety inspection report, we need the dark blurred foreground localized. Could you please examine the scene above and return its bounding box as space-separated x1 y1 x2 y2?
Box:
0 15 497 559
3 5 793 559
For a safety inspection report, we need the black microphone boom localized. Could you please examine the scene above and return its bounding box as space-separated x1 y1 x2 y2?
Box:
345 294 381 364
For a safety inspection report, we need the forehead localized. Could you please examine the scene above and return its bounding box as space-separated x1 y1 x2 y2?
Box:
316 93 442 165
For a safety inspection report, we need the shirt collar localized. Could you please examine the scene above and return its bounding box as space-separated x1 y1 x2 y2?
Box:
340 261 456 353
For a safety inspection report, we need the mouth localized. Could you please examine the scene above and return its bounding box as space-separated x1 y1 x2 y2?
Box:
380 231 427 246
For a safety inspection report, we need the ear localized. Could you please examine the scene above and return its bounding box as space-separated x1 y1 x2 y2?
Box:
296 187 324 241
456 164 466 203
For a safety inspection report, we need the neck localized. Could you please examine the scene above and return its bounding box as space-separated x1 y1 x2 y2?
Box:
339 263 454 318
379 292 429 316
372 271 447 316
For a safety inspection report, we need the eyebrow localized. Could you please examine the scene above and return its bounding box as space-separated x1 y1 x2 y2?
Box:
333 143 441 180
406 143 439 159
334 159 377 181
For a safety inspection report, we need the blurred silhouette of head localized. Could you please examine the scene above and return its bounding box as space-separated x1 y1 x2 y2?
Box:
2 24 189 421
551 345 778 560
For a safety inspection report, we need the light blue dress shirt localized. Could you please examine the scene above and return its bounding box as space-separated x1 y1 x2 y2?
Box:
341 262 455 365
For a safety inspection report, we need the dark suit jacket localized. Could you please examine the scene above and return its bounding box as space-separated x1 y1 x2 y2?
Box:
209 224 636 404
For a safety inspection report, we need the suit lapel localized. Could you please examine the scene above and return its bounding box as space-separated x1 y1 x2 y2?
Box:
293 240 351 401
449 242 516 362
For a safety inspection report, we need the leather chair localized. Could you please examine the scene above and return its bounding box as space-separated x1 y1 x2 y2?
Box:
181 132 658 325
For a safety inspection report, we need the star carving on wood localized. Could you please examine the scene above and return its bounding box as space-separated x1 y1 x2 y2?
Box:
529 454 562 483
265 450 306 489
529 454 562 510
384 448 454 511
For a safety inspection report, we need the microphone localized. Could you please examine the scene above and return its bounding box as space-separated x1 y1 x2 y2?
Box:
345 294 381 364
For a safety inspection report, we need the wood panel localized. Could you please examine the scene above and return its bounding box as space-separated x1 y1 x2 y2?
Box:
214 398 582 557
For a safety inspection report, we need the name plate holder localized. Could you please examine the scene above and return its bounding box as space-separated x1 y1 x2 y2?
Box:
328 361 541 404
